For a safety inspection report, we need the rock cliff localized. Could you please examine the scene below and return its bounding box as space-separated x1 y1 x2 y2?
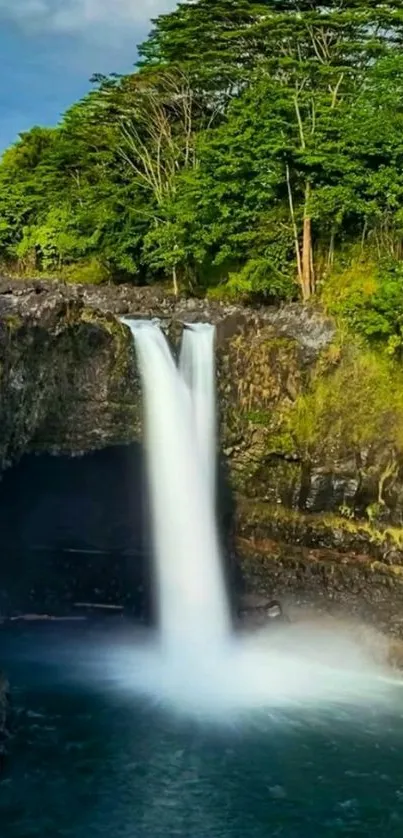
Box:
2 279 403 525
0 279 334 478
3 279 403 632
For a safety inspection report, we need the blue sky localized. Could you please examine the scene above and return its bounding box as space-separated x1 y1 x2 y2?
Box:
0 0 176 151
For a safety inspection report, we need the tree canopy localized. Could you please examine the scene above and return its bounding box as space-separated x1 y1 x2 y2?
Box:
2 0 403 335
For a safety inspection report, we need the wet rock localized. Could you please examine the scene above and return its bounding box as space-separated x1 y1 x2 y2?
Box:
238 595 290 630
0 295 141 468
235 510 403 638
304 469 360 513
236 498 403 565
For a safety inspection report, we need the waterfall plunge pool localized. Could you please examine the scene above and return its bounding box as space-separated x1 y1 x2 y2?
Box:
2 623 403 838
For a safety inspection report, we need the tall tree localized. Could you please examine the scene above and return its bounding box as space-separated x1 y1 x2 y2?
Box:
140 0 403 297
2 0 403 306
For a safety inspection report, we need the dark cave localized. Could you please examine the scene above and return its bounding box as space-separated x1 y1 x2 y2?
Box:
0 446 237 621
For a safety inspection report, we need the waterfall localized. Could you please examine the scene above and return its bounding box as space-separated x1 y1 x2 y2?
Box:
108 318 397 717
179 323 217 502
122 319 230 652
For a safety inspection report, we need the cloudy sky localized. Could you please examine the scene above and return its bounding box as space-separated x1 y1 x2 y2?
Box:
0 0 176 150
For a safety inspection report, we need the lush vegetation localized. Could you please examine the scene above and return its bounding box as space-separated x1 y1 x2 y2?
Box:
291 343 403 460
3 1 403 330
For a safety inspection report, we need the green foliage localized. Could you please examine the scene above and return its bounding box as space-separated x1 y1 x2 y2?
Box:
211 258 294 302
322 259 403 355
3 1 403 304
61 259 110 285
289 345 403 461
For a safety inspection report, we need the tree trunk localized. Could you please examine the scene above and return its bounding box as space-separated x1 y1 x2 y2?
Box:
309 239 315 296
328 229 335 268
301 181 312 301
172 265 179 297
285 163 304 295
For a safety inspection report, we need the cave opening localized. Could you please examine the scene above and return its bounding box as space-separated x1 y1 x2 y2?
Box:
0 445 236 622
0 446 151 620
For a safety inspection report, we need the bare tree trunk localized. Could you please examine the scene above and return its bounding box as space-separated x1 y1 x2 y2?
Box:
328 229 335 268
309 240 315 296
286 164 304 296
172 265 178 297
301 182 312 301
360 220 368 255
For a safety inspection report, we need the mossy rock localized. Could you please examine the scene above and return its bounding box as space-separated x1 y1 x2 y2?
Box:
236 498 403 563
235 528 403 638
217 326 305 493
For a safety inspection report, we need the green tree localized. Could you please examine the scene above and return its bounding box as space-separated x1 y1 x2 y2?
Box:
140 0 403 298
0 127 56 268
3 0 403 304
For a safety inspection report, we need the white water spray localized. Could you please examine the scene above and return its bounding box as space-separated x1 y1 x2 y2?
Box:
122 319 230 652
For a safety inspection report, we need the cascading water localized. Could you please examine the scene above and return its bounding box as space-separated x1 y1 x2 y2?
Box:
122 319 230 652
87 317 403 717
179 323 217 502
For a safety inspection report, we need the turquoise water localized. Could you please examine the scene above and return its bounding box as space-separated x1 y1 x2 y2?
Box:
2 632 403 837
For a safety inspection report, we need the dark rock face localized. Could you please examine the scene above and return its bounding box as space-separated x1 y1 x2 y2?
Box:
0 287 140 467
237 529 403 639
235 498 403 638
1 279 403 527
3 280 403 636
0 279 333 472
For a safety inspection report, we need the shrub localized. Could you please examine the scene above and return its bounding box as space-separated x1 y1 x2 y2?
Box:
208 257 295 303
322 259 403 355
61 258 110 285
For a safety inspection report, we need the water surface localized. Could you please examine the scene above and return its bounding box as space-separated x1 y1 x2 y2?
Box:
2 633 403 838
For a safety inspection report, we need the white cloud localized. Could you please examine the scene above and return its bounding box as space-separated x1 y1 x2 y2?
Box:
0 0 176 32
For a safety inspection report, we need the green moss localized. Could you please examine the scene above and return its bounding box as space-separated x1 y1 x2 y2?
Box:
244 408 271 425
61 259 110 285
266 426 296 456
287 341 403 465
3 313 23 331
237 498 403 552
80 308 127 340
366 502 384 524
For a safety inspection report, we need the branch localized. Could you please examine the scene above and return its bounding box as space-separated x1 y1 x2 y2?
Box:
330 73 345 109
293 92 306 149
